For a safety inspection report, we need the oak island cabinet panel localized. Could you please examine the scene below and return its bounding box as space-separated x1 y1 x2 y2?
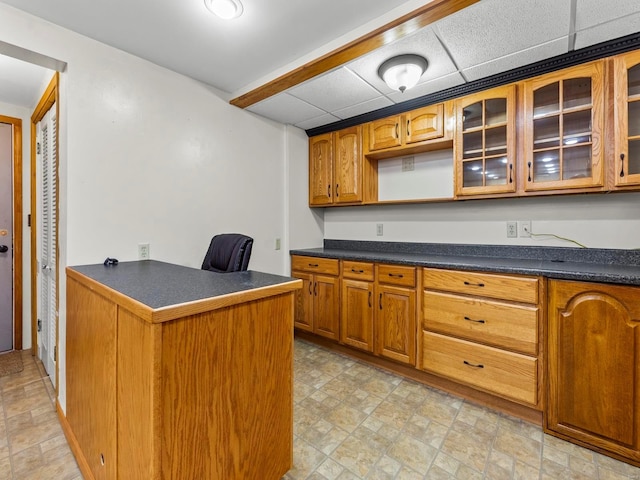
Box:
522 61 605 192
455 84 517 196
614 50 640 187
547 279 640 466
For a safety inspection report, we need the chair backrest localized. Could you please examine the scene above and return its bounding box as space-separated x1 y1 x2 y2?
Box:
201 233 253 273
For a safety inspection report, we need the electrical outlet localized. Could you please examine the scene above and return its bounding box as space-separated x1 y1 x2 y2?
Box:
275 238 281 250
506 221 517 238
376 224 383 236
138 243 150 260
402 157 415 172
519 221 531 238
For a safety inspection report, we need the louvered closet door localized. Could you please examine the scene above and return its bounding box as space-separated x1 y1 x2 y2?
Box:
37 107 57 385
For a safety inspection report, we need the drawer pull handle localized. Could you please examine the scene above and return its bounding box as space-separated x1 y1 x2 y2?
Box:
463 360 484 369
389 273 404 278
351 268 364 273
464 316 485 324
463 281 484 287
308 263 319 267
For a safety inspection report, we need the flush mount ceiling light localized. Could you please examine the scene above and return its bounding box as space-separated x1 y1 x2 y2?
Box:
204 0 243 19
377 54 428 93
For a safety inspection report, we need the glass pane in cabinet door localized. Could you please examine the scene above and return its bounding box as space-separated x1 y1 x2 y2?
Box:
629 64 640 98
485 157 508 186
629 101 640 137
485 126 507 155
563 77 592 109
629 139 640 176
463 160 484 187
563 110 592 145
563 145 592 180
534 116 560 149
533 150 560 182
485 98 507 126
534 83 559 117
463 130 483 159
463 102 483 130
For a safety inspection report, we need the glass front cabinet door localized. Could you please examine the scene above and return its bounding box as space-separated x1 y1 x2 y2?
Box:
614 50 640 187
522 61 604 192
455 85 517 196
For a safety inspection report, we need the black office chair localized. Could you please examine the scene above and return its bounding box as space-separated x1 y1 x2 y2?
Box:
201 233 253 273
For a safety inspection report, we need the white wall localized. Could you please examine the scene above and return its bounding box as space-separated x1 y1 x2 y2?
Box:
0 3 294 411
0 100 31 349
324 191 640 250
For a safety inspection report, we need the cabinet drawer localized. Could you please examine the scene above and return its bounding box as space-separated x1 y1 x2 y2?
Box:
420 331 538 406
423 268 539 304
377 264 416 287
291 256 339 275
423 291 539 355
342 261 374 281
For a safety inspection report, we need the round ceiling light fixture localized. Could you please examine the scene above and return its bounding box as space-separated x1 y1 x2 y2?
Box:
204 0 244 19
377 54 428 93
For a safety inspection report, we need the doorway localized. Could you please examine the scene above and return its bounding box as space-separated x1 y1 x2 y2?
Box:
0 115 23 353
30 73 59 387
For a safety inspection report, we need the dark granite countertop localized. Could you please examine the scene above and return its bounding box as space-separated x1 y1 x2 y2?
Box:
69 260 299 310
290 240 640 286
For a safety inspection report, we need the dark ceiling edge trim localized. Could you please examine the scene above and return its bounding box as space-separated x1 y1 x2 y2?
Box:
306 31 640 137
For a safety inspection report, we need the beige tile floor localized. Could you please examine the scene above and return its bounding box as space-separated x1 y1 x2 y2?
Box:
0 349 81 480
2 342 640 479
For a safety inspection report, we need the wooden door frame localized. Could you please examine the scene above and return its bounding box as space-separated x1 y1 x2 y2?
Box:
0 114 23 351
30 72 59 385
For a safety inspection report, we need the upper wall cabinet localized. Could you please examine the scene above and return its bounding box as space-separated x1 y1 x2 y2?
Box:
454 85 517 196
309 126 364 206
614 50 640 187
522 61 605 192
365 103 449 156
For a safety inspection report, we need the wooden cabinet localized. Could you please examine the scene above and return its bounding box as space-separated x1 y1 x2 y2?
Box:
366 103 447 154
309 126 363 206
614 50 640 187
522 61 605 192
292 255 340 340
455 84 517 196
341 261 374 352
420 268 542 407
375 264 417 365
65 263 298 480
547 279 640 466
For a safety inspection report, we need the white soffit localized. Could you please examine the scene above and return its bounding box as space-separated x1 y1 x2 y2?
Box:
287 67 382 113
0 54 52 107
434 0 571 70
462 37 569 82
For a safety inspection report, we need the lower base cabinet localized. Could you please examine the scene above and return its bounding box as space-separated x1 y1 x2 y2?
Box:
547 279 640 466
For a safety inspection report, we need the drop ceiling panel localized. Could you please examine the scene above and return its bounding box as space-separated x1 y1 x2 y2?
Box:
463 37 568 82
575 0 640 30
247 92 325 125
434 0 571 69
574 13 640 50
288 67 382 112
346 27 459 95
387 72 466 103
332 96 394 120
295 113 341 130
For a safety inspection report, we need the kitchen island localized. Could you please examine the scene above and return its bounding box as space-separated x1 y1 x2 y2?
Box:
63 260 301 480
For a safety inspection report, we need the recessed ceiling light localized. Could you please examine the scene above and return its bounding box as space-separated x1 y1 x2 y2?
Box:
204 0 243 19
